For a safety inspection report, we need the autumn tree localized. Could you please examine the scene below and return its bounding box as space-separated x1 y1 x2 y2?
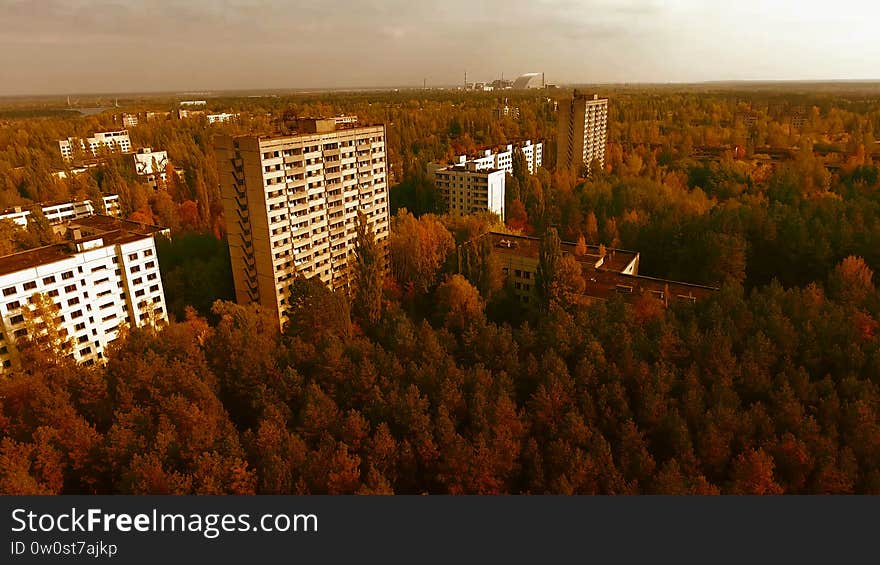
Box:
351 211 384 327
434 274 484 331
536 228 562 306
389 209 455 294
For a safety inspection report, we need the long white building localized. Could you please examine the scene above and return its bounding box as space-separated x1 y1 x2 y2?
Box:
59 130 131 161
428 161 506 221
449 140 542 175
0 216 169 372
215 118 390 327
0 195 121 228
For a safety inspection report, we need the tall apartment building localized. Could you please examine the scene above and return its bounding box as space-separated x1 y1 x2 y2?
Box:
0 195 121 228
428 162 506 221
59 130 131 161
215 118 390 327
449 140 542 175
557 92 608 174
133 148 169 190
0 215 169 372
207 113 238 124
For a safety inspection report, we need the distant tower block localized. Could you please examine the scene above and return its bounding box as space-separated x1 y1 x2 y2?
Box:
556 91 608 175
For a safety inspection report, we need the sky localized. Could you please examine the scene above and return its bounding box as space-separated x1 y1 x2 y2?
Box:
1 0 879 96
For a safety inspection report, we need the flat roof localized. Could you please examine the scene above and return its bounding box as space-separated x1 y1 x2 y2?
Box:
0 215 165 277
486 231 717 301
488 231 639 272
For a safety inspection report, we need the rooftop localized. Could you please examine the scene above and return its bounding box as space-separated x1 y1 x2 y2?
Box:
488 231 639 273
0 215 167 277
486 231 716 303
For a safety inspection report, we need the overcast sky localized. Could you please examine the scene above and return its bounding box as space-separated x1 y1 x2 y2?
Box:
1 0 879 96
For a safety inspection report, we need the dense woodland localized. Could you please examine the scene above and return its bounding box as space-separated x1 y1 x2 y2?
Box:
2 84 880 493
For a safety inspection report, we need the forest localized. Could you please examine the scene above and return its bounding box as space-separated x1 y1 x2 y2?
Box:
1 84 880 493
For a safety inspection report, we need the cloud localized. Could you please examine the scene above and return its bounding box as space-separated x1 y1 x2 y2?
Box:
0 0 878 95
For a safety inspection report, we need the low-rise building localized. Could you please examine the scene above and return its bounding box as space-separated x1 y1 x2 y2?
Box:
485 232 715 306
0 215 169 372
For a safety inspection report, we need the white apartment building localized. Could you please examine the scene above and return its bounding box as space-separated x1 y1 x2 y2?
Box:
0 195 121 228
428 162 506 221
120 113 139 128
449 140 543 176
215 118 390 327
0 216 169 372
207 113 238 124
557 92 608 174
133 148 169 190
59 130 131 161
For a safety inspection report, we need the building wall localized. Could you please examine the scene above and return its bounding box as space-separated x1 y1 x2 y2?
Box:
133 149 169 190
0 196 121 227
449 140 542 176
0 235 167 372
59 130 131 161
430 166 506 220
557 94 607 174
216 123 390 328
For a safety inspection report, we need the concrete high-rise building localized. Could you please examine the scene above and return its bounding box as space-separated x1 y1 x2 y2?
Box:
0 216 169 372
428 162 505 221
557 92 608 174
215 118 390 327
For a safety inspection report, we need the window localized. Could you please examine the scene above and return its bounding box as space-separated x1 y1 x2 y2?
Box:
6 300 20 310
62 271 74 280
43 276 56 284
64 284 76 293
10 314 24 325
48 289 59 298
23 281 36 291
128 253 138 261
68 297 80 306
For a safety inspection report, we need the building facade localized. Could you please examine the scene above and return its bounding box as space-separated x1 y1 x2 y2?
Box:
447 140 543 176
1 195 121 228
133 148 169 190
0 216 169 372
215 118 390 327
207 113 238 124
428 162 506 221
59 130 132 161
557 92 608 174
